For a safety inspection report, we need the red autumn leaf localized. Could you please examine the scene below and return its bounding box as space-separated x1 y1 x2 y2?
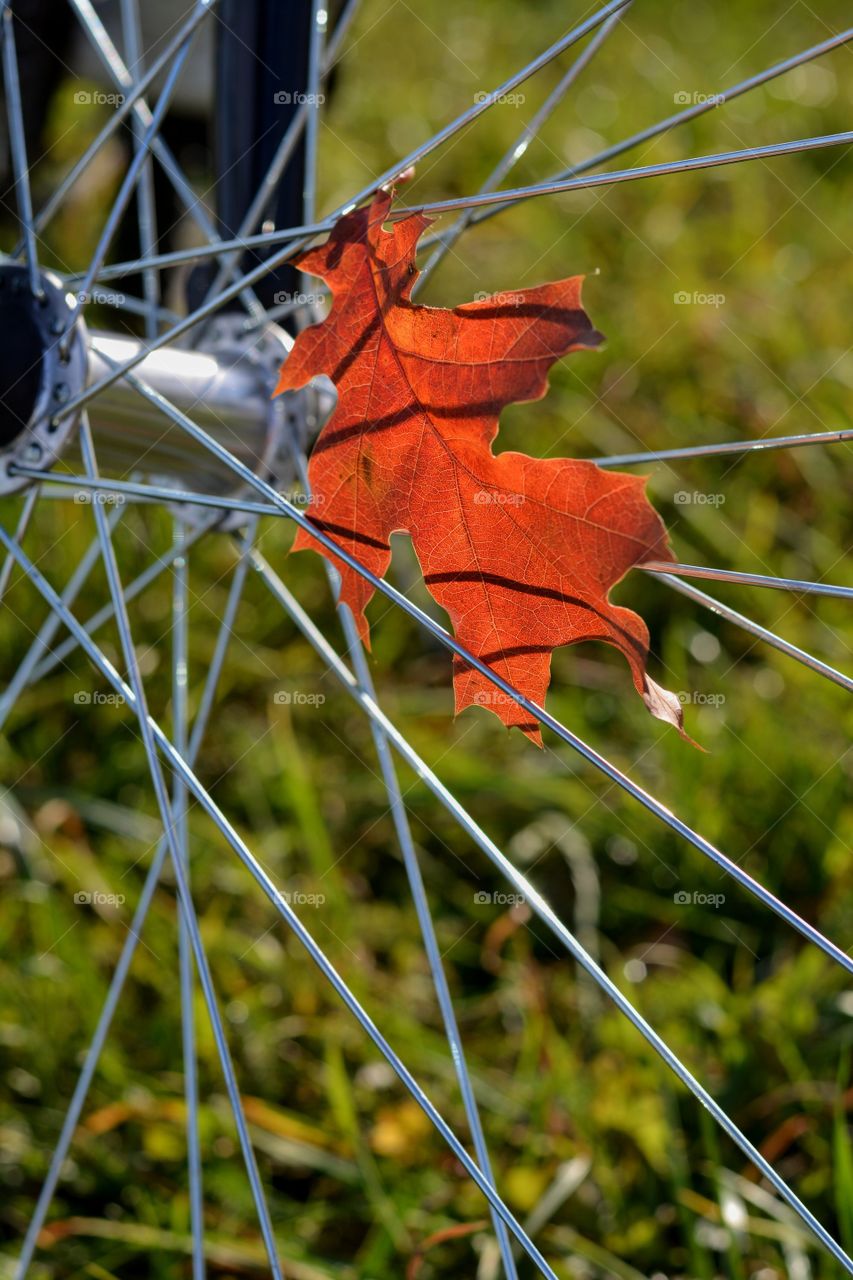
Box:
275 189 685 745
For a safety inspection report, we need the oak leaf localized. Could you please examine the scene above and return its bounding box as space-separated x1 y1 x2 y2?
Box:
275 190 684 745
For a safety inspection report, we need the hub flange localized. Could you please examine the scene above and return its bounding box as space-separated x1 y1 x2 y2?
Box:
0 263 88 495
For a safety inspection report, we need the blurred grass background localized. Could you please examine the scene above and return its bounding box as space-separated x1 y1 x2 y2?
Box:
1 0 852 1276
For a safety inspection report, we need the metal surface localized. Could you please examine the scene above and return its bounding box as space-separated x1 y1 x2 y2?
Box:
82 319 297 494
0 265 88 494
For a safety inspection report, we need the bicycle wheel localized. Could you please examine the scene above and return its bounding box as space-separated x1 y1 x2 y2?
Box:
1 1 852 1277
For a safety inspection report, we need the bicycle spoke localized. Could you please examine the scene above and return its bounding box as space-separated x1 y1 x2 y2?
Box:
63 36 195 348
0 522 563 1280
27 0 214 243
420 27 853 246
245 548 853 1276
78 419 284 1279
12 526 258 1277
28 515 218 685
83 368 853 976
417 3 630 289
657 573 853 693
595 425 853 467
197 0 361 307
13 838 171 1280
643 561 853 599
0 505 125 733
11 519 257 1269
119 0 161 341
0 486 40 604
1 2 42 298
171 517 205 1280
83 222 333 284
68 0 266 322
403 131 853 220
288 448 519 1279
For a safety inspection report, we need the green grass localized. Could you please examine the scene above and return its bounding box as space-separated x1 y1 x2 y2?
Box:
1 1 853 1276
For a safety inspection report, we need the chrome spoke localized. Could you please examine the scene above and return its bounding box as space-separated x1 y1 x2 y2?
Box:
12 526 259 1278
245 548 853 1275
8 468 284 519
87 221 333 284
658 574 853 693
0 504 125 734
78 419 284 1279
27 0 214 243
171 517 205 1280
29 514 219 685
68 0 266 322
0 521 561 1280
85 368 853 976
197 0 361 306
417 3 629 289
288 448 519 1279
420 27 853 245
0 486 40 604
1 2 42 297
643 561 853 600
119 0 161 340
63 35 195 348
403 131 853 220
596 425 853 467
